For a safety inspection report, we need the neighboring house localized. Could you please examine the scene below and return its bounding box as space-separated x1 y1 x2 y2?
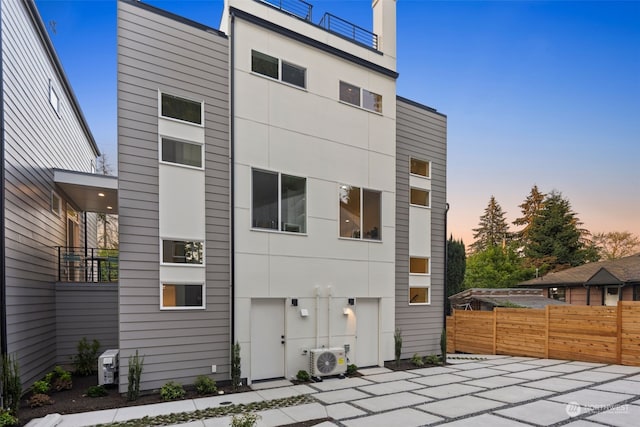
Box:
449 288 568 311
117 0 446 392
518 254 640 306
1 0 117 388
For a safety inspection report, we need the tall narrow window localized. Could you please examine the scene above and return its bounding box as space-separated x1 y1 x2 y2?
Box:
51 191 61 216
340 185 381 240
410 188 430 207
162 138 202 168
162 240 204 264
161 93 202 125
252 169 306 233
410 158 430 177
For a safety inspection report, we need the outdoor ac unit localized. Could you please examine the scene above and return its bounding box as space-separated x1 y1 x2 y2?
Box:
310 348 347 377
98 349 119 385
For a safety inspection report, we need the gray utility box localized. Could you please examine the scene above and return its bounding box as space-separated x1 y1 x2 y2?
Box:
98 349 119 385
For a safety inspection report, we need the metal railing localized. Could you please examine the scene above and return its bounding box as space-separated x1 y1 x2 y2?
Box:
319 13 378 50
259 0 313 21
57 247 118 283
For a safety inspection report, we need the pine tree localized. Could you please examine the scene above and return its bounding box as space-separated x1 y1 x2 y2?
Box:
513 185 546 246
525 191 596 272
470 196 511 253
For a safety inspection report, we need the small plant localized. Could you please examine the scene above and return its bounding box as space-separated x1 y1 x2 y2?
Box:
127 350 144 401
87 385 108 397
296 370 310 382
230 412 260 427
424 354 441 365
73 337 100 376
52 366 73 391
231 342 242 391
440 328 447 364
411 353 424 367
194 375 217 395
394 328 403 366
32 380 51 395
346 364 358 376
1 353 21 417
0 409 18 427
160 381 186 401
28 393 53 408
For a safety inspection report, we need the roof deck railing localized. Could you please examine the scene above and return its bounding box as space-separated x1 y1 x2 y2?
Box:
57 247 118 283
259 0 313 21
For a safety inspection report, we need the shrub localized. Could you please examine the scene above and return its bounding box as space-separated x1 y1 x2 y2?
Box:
346 364 358 376
127 350 144 401
160 381 185 401
296 370 310 382
411 353 424 367
424 354 441 365
32 380 51 395
28 393 53 408
0 409 17 427
394 328 403 366
87 385 108 398
73 338 100 376
231 342 242 391
1 353 21 417
230 413 260 427
194 375 217 395
52 367 73 391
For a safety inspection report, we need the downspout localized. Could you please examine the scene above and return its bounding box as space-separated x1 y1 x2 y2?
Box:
84 212 88 282
315 285 319 348
585 284 591 305
229 11 236 350
327 285 332 348
443 203 449 325
0 13 7 356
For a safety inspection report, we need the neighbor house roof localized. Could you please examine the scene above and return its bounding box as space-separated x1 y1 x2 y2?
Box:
448 288 568 309
519 253 640 288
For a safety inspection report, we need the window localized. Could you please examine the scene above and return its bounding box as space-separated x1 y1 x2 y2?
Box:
161 93 202 125
162 240 204 264
339 81 382 113
251 50 306 89
51 191 61 216
161 283 204 309
410 286 430 305
252 169 306 233
410 188 430 207
550 287 566 302
410 158 430 178
410 257 429 274
339 185 381 240
161 138 202 168
49 80 60 115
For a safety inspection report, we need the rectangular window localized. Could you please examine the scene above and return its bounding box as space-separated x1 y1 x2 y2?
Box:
251 50 306 89
252 169 306 233
162 240 204 264
339 81 360 106
410 158 430 178
410 257 430 274
49 80 60 115
339 185 381 241
51 191 61 216
410 286 430 305
362 89 382 113
161 283 204 309
339 82 382 113
410 188 430 207
161 138 202 168
161 93 202 125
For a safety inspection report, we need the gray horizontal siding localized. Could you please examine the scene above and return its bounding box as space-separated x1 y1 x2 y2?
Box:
395 98 447 357
117 0 230 393
2 0 97 387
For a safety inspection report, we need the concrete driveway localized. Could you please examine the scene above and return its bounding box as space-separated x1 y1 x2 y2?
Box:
37 355 640 427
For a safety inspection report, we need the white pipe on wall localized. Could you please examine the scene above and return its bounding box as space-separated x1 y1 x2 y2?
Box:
327 285 333 348
315 285 320 348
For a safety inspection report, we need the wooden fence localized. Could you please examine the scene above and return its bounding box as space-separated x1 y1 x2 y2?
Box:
446 301 640 366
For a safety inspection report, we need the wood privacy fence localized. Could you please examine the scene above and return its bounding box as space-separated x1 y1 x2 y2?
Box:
446 301 640 366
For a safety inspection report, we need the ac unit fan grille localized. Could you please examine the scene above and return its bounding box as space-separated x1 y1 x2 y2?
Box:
315 351 338 374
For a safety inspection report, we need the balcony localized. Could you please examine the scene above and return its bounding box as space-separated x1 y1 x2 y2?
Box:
57 247 118 283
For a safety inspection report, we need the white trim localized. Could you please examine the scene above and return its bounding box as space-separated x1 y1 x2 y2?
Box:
160 282 206 310
409 256 430 275
159 238 205 266
409 157 431 179
159 135 205 171
409 187 431 208
409 284 432 305
158 90 205 127
51 190 62 217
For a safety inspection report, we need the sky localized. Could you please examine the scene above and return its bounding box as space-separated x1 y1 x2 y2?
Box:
35 0 640 247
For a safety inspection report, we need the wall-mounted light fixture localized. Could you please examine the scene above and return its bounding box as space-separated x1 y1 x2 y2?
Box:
343 307 350 315
291 298 298 307
348 298 355 306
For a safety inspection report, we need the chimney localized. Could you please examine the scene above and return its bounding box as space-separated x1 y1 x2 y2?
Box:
372 0 396 59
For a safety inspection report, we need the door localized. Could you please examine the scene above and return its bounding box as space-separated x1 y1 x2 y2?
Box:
355 298 379 367
251 299 285 380
604 286 620 306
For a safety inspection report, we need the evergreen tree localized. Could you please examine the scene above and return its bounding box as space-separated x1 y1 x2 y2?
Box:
525 191 597 272
446 236 466 313
470 196 511 253
513 185 546 246
463 243 535 288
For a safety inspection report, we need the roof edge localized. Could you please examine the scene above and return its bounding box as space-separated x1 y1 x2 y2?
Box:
397 95 446 118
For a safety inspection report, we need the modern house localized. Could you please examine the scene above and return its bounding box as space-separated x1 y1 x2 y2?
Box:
519 254 640 306
0 0 117 388
117 0 446 392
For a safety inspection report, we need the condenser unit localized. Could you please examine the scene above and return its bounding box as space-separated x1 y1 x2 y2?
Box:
98 349 119 385
309 348 347 377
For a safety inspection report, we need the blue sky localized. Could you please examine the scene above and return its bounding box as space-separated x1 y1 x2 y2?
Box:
35 0 640 246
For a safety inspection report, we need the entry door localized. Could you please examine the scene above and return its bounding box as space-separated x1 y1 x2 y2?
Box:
355 298 379 367
604 286 619 306
251 299 285 380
